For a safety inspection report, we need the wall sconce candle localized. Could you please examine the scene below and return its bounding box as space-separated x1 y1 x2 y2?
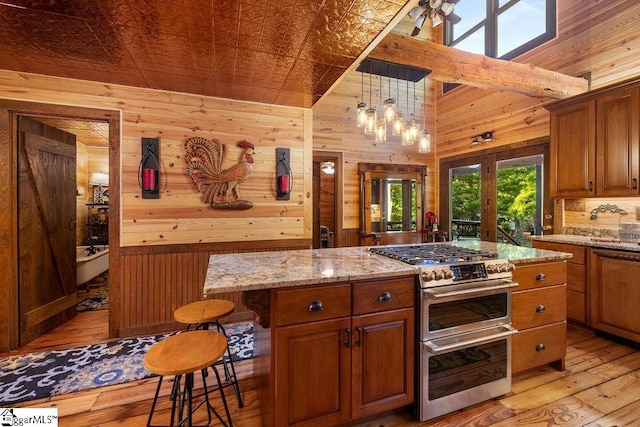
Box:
138 137 160 199
276 148 292 200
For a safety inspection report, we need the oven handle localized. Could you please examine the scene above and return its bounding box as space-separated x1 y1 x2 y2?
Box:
423 280 518 299
423 325 518 354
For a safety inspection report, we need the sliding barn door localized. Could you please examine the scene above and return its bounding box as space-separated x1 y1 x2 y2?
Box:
18 118 77 346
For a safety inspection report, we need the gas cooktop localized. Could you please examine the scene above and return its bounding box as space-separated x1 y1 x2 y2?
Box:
369 244 499 265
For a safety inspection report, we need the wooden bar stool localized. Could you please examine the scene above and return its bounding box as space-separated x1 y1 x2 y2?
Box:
174 300 243 408
145 330 233 427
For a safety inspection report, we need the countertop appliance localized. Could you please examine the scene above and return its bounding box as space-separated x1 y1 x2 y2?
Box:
370 243 518 421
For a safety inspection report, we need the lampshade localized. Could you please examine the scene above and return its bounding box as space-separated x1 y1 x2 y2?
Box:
321 161 335 174
419 129 432 153
90 172 109 187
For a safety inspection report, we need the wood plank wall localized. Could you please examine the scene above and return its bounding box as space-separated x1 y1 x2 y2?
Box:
312 70 438 231
0 71 312 248
76 142 88 244
433 0 640 228
118 241 309 336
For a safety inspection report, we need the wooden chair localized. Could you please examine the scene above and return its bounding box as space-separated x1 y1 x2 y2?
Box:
144 330 233 427
174 300 243 408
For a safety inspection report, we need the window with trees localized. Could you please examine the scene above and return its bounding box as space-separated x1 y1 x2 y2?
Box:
440 143 551 246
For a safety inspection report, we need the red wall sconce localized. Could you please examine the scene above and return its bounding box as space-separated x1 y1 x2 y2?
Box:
276 148 292 200
138 137 160 199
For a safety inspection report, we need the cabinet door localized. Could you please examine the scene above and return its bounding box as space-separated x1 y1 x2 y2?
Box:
590 249 640 342
351 308 414 420
549 99 596 197
596 87 640 196
275 317 352 427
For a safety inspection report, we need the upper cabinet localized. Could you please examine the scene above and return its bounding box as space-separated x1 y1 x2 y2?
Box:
547 79 640 198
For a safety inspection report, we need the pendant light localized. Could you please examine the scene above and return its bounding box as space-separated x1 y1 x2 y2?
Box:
383 65 396 123
401 74 414 145
392 76 404 136
356 71 367 128
409 80 420 141
375 75 387 142
419 77 432 153
364 64 377 135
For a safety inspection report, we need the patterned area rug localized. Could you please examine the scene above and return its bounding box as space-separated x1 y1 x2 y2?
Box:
77 279 109 312
0 321 253 404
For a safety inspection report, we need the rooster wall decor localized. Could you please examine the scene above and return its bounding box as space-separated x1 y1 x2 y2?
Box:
184 137 255 210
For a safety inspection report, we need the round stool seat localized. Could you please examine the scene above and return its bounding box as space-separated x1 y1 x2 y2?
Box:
174 300 235 325
144 330 227 376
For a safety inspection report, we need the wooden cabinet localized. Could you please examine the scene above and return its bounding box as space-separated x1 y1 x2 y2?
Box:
590 248 640 343
271 277 414 426
511 261 567 374
532 241 587 323
547 82 640 198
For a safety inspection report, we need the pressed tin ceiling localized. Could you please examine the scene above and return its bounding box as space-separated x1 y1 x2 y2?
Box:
0 0 411 108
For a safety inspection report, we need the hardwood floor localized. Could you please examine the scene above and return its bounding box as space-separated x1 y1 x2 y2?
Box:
4 312 640 426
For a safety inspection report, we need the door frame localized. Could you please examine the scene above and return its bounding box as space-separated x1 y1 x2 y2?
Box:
439 138 551 242
0 100 120 351
312 150 343 248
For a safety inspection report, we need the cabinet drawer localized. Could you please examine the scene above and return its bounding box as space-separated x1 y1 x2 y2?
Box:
352 277 415 315
512 284 566 330
275 284 351 326
513 262 567 291
533 241 586 265
512 322 566 374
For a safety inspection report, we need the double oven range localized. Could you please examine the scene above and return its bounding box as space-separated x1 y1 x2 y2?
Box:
370 244 518 421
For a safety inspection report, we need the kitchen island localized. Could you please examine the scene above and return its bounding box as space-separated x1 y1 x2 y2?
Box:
203 242 572 426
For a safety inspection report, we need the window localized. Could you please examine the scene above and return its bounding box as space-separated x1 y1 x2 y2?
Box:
444 0 556 90
440 142 552 246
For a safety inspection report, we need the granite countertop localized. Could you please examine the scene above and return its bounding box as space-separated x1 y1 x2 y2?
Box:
532 234 640 252
203 241 573 295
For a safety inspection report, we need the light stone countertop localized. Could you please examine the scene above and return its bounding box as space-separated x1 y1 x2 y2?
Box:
203 241 573 295
531 234 640 252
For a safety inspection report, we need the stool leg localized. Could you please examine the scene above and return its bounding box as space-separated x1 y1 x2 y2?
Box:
147 375 164 427
212 364 233 427
215 321 244 408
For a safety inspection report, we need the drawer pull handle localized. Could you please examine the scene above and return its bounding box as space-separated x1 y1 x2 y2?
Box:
344 328 351 348
308 300 324 312
536 342 546 352
378 292 392 303
536 272 546 281
535 304 546 313
355 327 362 347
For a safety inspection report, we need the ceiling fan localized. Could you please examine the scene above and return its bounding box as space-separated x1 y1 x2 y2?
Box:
408 0 461 37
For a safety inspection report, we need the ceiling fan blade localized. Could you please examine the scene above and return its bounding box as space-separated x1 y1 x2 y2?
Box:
411 26 423 37
446 12 461 24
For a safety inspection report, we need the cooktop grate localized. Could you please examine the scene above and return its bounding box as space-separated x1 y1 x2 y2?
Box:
370 244 499 265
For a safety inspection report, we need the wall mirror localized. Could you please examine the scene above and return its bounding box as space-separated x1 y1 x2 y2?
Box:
359 163 427 241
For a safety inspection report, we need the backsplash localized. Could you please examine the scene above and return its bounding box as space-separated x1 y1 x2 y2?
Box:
562 226 619 238
562 198 640 237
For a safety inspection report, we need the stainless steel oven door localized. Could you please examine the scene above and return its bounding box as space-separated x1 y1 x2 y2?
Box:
421 279 517 340
418 325 517 421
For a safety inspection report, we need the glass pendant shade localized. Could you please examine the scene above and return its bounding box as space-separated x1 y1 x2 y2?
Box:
356 102 367 128
383 98 396 123
409 119 420 140
418 129 431 153
364 107 377 135
375 119 387 142
392 112 404 136
401 126 414 146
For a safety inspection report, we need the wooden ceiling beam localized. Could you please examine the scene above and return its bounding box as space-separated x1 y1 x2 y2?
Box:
370 33 589 99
